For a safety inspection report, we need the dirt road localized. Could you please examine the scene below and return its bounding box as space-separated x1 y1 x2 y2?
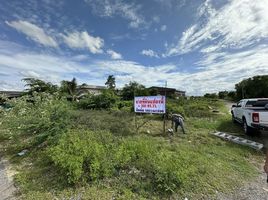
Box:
0 158 16 200
216 165 268 200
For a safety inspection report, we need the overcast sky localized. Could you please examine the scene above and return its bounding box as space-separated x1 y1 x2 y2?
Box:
0 0 268 95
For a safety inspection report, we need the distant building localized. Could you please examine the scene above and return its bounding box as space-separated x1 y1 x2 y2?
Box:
0 91 24 99
77 84 106 98
149 86 186 97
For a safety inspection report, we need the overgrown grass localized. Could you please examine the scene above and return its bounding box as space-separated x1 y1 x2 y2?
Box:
0 95 263 199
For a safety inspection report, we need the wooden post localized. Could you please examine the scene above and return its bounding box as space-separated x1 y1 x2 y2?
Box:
163 81 167 135
134 86 136 132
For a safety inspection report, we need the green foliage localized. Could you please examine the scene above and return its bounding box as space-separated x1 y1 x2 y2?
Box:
166 98 223 118
105 75 116 90
204 93 218 99
60 78 78 101
235 75 268 99
49 130 117 184
218 91 228 99
22 78 58 95
115 137 185 194
49 130 185 194
227 91 237 100
117 100 133 112
77 89 119 110
121 81 149 100
71 110 134 136
0 93 71 148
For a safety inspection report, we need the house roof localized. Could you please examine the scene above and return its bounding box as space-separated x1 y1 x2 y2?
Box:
149 86 185 93
0 91 24 98
78 85 106 90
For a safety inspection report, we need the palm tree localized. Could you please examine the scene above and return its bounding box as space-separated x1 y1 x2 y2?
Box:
60 78 78 101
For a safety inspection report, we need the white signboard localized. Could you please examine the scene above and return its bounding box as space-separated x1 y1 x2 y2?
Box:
134 96 166 114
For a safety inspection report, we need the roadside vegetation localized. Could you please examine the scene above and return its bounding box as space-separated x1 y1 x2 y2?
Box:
0 76 263 199
206 75 268 101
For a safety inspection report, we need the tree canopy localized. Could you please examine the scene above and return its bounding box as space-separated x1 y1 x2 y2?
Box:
105 75 116 90
60 78 78 101
22 78 58 95
121 81 149 100
235 75 268 99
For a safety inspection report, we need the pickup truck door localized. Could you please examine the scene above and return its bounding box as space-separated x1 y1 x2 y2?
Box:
235 101 244 122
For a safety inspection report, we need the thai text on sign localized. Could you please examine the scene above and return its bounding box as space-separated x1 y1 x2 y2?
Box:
134 96 166 114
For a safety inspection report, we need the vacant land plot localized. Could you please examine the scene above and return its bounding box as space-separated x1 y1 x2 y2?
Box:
0 94 263 199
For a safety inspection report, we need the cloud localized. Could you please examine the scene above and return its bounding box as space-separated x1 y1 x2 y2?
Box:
62 31 104 54
159 0 268 95
166 0 268 56
5 20 57 47
107 49 122 59
1 40 268 96
84 0 145 28
160 25 167 31
152 16 160 23
154 0 186 10
140 49 159 58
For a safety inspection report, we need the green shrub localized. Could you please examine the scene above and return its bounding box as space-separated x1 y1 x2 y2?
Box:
115 138 185 194
77 89 119 110
0 93 71 148
49 130 185 194
117 100 133 112
49 130 117 184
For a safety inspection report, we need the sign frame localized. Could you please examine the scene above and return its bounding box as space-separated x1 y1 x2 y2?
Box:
134 95 166 114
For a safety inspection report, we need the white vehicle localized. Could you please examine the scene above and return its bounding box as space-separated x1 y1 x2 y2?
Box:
231 98 268 134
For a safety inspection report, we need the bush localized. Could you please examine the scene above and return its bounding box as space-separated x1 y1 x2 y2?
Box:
0 93 71 148
49 130 186 194
49 130 117 184
77 90 119 110
117 100 133 112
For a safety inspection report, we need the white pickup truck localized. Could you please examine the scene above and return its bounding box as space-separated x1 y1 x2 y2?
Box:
231 98 268 134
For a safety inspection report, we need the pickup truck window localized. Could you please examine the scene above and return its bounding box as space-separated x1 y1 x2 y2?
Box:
245 100 268 107
237 101 242 107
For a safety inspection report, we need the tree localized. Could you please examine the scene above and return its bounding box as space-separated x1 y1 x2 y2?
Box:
204 93 218 99
22 78 58 95
218 91 228 99
105 75 116 90
235 75 268 99
227 91 236 101
121 81 149 100
60 78 78 101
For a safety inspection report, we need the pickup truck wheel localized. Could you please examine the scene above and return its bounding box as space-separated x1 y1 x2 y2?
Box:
243 119 253 135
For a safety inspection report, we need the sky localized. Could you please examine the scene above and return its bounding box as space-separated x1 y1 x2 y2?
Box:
0 0 268 95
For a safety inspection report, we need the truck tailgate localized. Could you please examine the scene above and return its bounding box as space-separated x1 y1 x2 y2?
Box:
259 112 268 124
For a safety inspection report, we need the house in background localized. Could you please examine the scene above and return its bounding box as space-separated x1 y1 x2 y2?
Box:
77 84 106 98
149 86 186 98
0 91 24 99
